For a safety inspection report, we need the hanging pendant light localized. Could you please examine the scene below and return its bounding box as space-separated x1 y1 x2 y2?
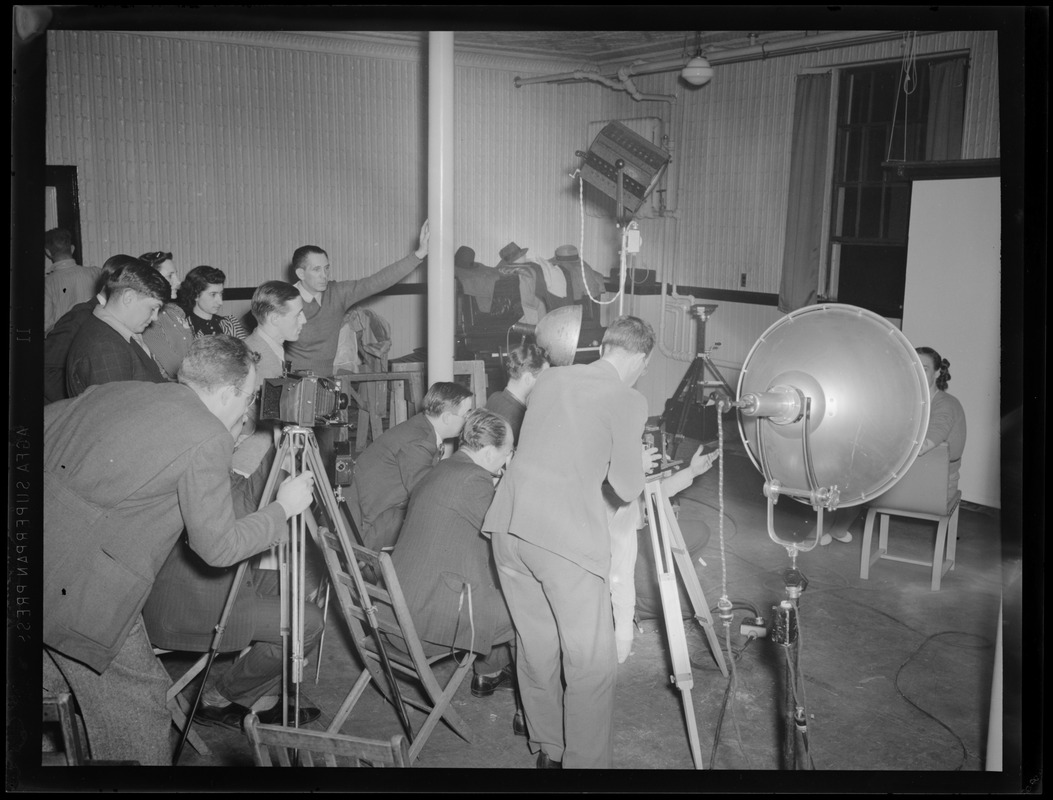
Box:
681 31 714 87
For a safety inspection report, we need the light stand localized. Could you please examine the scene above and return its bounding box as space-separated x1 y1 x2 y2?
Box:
723 303 931 770
663 303 736 452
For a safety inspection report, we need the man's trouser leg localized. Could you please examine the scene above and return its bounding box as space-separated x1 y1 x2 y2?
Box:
492 532 564 762
535 542 617 768
212 568 324 708
493 532 618 767
43 616 172 765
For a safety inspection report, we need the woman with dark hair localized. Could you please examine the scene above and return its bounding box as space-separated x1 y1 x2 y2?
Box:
178 265 247 339
916 346 967 506
140 250 194 380
484 343 549 445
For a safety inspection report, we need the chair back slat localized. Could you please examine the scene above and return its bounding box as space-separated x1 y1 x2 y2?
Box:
872 443 951 515
245 714 410 767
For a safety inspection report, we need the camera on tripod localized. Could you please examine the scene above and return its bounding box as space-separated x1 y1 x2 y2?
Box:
259 372 350 428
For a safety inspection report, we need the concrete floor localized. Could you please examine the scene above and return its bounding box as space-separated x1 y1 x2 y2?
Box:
33 438 1023 792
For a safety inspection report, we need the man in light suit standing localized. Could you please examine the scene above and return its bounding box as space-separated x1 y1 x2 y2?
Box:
483 316 659 769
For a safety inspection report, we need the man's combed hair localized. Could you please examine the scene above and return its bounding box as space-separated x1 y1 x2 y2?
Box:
504 343 549 380
177 265 226 313
292 245 328 275
422 381 473 417
459 408 511 452
45 227 73 254
601 315 656 357
105 256 171 303
251 280 301 325
178 335 259 392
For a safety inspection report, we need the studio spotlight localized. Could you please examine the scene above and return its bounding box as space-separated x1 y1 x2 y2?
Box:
509 304 583 367
732 304 930 552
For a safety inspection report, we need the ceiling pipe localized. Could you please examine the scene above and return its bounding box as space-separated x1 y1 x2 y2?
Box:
514 30 918 89
514 67 675 102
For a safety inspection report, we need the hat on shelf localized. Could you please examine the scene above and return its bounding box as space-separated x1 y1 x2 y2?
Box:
497 241 529 267
553 245 581 263
454 246 477 270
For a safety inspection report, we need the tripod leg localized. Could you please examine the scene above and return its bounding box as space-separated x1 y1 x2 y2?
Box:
172 561 250 764
645 481 704 770
656 488 729 678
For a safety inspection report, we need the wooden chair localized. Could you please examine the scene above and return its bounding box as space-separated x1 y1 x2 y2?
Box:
42 693 86 766
152 649 213 757
309 521 476 763
152 642 253 758
244 713 409 767
860 444 962 591
41 693 139 766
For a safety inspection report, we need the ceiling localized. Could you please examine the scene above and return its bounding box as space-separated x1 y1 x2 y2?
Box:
350 30 818 67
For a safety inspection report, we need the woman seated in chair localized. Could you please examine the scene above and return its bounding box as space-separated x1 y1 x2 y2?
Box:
177 265 248 339
916 346 967 508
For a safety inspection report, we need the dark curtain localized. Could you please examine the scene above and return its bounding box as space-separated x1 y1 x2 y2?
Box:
778 73 831 313
925 56 966 161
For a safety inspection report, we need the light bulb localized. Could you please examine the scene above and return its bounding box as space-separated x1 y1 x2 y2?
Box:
681 56 713 87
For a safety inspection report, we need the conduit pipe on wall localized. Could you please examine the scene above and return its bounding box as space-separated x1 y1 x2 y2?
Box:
514 30 913 90
427 31 455 384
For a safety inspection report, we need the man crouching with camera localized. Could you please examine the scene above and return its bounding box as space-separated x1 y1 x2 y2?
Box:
42 336 315 765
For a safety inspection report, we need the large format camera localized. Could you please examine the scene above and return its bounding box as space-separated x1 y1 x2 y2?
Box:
259 372 349 428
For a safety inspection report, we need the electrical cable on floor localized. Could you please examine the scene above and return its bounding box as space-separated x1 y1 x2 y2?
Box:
894 630 993 770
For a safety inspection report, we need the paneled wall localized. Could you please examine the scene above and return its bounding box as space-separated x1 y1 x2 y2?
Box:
45 29 1000 402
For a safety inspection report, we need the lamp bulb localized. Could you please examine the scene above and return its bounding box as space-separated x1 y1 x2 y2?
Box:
681 56 714 87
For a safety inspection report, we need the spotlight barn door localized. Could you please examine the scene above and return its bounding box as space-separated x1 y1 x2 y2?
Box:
581 120 671 218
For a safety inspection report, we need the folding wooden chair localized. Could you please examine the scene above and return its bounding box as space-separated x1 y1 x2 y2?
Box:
311 525 477 763
42 693 86 766
244 713 409 767
152 649 213 757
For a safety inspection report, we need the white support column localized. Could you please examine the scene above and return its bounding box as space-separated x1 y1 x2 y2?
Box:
427 31 455 385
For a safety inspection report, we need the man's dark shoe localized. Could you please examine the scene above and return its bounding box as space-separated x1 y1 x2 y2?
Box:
513 709 527 737
536 752 562 769
255 704 322 727
193 702 254 732
470 664 514 698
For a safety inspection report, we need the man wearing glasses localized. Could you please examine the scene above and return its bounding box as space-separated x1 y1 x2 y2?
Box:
43 336 315 765
144 283 326 732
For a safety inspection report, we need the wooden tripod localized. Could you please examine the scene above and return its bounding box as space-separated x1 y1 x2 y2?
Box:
643 474 729 770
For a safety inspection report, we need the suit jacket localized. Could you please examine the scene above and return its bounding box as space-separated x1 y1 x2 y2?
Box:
66 313 166 397
142 460 274 653
391 451 506 657
243 328 287 384
482 359 648 578
44 298 98 404
43 381 287 672
346 413 440 550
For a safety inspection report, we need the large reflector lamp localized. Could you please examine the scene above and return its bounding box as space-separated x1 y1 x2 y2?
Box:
734 304 930 554
510 304 583 367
